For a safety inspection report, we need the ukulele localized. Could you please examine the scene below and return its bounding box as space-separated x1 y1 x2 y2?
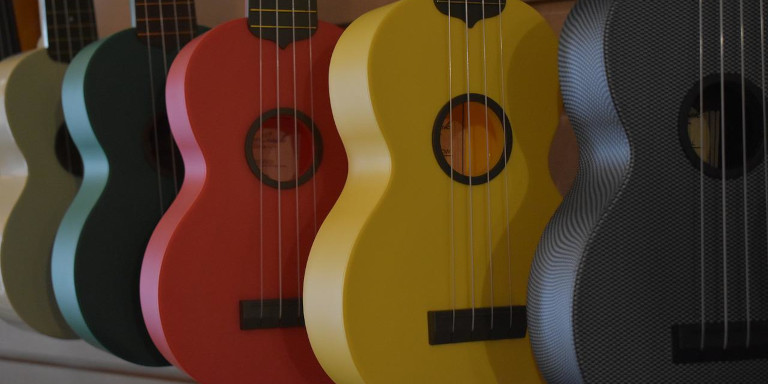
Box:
51 0 206 366
140 1 346 382
529 1 768 382
0 0 88 338
303 0 561 382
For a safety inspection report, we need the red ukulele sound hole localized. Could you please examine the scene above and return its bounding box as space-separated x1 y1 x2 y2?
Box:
246 109 323 189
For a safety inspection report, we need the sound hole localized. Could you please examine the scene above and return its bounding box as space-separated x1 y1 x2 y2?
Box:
142 114 183 181
680 75 765 179
245 109 323 189
433 94 513 186
55 124 83 177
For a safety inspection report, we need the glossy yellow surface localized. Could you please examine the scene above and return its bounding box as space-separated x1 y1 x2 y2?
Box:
304 0 561 382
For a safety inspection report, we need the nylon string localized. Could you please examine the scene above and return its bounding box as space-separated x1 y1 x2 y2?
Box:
50 0 61 61
258 0 265 319
308 0 318 245
447 0 457 334
463 0 476 332
761 0 768 347
479 0 494 330
699 0 706 351
739 0 752 347
145 0 165 216
275 2 284 320
719 0 730 350
291 0 302 319
497 0 513 328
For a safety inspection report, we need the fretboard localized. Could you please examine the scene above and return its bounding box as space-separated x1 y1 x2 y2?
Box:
248 0 318 49
0 0 21 59
135 0 198 49
44 0 98 63
434 0 506 28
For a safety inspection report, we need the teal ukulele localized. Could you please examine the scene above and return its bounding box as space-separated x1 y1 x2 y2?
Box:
52 0 206 365
0 0 89 338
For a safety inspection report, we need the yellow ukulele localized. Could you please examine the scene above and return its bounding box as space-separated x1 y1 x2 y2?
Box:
304 0 561 382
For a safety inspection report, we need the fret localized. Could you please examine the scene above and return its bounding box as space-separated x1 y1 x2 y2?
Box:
434 1 505 4
134 0 199 48
248 0 318 49
44 0 98 63
249 25 317 30
248 8 317 14
137 16 195 22
135 1 194 5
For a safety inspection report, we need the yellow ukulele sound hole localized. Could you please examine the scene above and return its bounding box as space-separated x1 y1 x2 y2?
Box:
246 109 323 189
433 94 512 185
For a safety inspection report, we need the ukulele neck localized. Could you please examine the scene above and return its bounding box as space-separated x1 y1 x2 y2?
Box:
134 0 198 49
0 0 21 59
43 0 98 63
248 0 318 49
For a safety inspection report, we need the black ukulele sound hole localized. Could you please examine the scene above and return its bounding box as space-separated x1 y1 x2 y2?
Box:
142 114 184 182
679 74 765 179
245 109 323 190
55 124 83 178
433 94 513 186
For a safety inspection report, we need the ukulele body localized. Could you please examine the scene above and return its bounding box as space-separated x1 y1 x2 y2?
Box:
0 49 78 339
303 1 560 382
140 19 345 384
52 27 206 366
529 1 768 383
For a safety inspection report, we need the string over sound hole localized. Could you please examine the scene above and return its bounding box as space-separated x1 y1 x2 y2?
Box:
679 75 765 179
433 94 512 186
246 109 323 190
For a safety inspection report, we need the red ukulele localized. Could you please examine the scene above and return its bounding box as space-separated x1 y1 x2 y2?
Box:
140 1 347 383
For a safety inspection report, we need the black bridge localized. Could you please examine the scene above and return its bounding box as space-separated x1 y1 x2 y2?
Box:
672 321 768 363
428 306 527 345
240 299 304 330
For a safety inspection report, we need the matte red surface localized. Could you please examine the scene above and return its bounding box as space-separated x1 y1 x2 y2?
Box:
140 18 346 384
